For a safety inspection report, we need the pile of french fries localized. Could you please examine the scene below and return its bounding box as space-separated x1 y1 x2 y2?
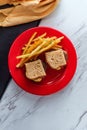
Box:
16 32 64 68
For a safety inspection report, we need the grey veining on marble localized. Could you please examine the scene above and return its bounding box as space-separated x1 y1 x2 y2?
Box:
1 0 87 130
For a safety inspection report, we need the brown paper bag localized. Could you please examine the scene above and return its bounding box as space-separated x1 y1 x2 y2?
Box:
0 0 60 27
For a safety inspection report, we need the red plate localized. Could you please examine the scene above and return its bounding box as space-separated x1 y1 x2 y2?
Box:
8 26 77 95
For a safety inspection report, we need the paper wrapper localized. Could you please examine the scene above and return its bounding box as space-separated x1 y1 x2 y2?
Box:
0 0 60 27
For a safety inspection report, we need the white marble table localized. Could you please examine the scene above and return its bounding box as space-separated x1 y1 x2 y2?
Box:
1 0 87 130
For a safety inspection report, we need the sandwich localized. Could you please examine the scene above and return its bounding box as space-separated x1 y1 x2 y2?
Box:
45 49 67 70
0 0 60 27
25 59 46 82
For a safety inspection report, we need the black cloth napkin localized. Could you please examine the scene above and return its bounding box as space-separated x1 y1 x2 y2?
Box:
0 20 40 99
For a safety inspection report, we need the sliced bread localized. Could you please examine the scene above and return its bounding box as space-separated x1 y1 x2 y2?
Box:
45 49 67 70
25 59 46 81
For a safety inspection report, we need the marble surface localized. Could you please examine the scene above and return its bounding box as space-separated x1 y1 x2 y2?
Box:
1 0 87 130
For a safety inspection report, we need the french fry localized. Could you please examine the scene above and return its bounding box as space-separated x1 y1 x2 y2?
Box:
16 32 37 68
17 36 64 59
33 32 47 41
52 45 62 50
23 32 37 54
16 40 47 67
33 36 64 56
16 38 47 67
16 38 54 67
17 40 48 59
16 32 64 68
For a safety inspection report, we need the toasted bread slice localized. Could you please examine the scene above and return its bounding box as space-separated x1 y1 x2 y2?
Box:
45 49 67 70
25 59 46 82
